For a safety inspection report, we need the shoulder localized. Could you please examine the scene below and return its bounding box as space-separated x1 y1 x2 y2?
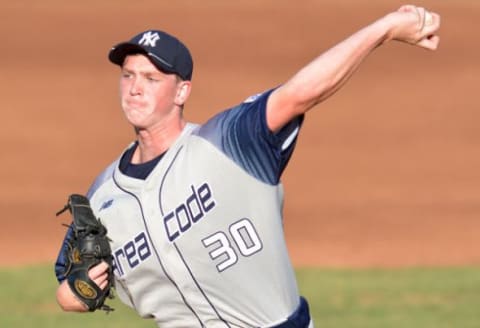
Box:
193 88 275 141
189 88 302 184
86 143 135 199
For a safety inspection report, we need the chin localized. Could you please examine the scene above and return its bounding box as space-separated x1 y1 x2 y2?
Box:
123 109 151 125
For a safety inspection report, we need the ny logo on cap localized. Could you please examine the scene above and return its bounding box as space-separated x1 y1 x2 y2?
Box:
138 31 160 47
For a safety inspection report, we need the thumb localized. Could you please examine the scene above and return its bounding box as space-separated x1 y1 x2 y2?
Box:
417 34 440 50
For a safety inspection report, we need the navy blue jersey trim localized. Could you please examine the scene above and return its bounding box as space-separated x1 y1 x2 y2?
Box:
119 141 165 180
194 88 304 185
54 223 74 283
272 297 310 328
112 172 204 327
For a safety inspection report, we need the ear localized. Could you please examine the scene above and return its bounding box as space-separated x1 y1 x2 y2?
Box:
175 81 191 106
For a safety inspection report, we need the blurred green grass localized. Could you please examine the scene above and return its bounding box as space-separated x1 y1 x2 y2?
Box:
1 265 479 327
297 266 480 327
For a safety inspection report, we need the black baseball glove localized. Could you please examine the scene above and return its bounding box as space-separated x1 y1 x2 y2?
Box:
56 194 115 312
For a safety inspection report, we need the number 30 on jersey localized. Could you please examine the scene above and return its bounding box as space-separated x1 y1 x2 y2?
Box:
202 218 263 272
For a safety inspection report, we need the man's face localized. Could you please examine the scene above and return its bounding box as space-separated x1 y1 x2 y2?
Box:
119 54 181 129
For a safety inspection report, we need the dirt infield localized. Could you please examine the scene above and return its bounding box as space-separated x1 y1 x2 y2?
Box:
1 0 479 268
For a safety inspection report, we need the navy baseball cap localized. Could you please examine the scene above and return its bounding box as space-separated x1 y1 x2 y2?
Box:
108 30 193 81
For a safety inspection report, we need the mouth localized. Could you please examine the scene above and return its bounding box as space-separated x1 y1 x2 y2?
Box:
124 99 146 109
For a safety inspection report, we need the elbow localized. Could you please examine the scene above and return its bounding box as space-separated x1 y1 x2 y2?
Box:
285 79 335 114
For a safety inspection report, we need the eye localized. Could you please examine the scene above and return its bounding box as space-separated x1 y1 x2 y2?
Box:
146 75 159 82
121 71 132 79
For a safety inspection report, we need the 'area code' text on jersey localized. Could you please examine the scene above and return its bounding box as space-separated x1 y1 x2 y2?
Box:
113 232 152 277
163 182 216 242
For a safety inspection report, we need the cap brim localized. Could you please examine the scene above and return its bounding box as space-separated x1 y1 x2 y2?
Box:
108 42 176 76
108 43 148 66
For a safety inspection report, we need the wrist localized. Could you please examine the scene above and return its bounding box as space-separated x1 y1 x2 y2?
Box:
376 12 399 45
56 280 89 312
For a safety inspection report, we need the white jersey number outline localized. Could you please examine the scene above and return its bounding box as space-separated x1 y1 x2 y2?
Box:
202 218 263 272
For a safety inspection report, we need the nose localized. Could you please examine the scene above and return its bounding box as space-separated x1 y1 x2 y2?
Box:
130 77 143 96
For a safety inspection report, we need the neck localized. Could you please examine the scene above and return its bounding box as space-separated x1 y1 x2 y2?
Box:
132 118 186 164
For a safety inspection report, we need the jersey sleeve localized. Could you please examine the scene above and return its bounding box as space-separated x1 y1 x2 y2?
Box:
195 88 304 185
54 224 74 283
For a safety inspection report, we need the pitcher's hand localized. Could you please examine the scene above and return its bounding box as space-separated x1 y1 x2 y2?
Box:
385 5 440 50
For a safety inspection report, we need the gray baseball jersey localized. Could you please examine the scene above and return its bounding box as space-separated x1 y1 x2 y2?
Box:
56 89 311 327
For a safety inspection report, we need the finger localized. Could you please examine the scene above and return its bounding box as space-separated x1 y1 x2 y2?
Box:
88 270 109 290
416 7 427 31
98 279 109 290
94 272 109 288
418 11 440 49
417 35 440 50
88 261 109 279
401 5 431 30
426 12 441 30
397 5 427 31
424 11 433 26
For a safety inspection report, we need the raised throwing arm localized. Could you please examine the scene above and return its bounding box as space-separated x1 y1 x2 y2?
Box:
267 5 440 132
